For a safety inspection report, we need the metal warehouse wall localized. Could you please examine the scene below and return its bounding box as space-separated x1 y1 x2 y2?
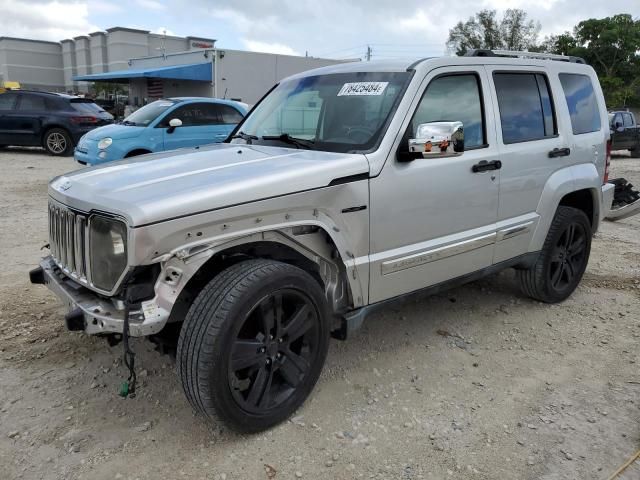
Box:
0 28 216 93
213 50 354 104
0 38 64 91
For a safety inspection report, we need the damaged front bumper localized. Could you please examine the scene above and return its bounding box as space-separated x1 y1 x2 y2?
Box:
30 256 169 337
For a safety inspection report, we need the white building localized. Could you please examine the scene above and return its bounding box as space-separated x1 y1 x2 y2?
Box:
0 27 355 105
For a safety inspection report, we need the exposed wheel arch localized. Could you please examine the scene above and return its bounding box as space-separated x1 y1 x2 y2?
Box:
166 234 351 334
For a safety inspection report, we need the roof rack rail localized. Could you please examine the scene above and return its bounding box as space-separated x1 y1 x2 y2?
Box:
465 49 586 64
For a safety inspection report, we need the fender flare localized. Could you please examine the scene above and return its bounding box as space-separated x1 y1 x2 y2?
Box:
529 163 601 252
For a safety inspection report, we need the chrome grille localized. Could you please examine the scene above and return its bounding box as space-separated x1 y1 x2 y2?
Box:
48 201 88 283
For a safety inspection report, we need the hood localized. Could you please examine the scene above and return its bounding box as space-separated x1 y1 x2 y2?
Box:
49 143 370 226
83 123 146 141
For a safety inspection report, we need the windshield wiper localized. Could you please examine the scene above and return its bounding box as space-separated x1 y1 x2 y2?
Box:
261 133 315 150
231 131 259 144
121 120 137 126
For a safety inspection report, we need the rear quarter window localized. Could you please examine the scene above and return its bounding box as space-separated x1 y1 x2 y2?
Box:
558 73 601 135
219 105 244 124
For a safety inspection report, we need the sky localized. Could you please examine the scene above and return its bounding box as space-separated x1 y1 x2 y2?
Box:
0 0 637 60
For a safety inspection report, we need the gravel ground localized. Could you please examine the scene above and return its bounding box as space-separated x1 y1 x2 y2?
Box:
0 147 638 480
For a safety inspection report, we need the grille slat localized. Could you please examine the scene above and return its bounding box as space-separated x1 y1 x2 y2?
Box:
48 201 88 284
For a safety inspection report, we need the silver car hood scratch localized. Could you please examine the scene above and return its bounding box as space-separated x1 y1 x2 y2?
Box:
49 143 370 226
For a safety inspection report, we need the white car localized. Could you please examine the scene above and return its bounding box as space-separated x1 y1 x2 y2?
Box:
32 49 615 432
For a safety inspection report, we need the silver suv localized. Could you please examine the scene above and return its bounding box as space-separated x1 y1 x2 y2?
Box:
31 50 615 432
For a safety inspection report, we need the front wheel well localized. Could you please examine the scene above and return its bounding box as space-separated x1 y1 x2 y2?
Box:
167 238 348 330
558 188 596 228
125 149 152 158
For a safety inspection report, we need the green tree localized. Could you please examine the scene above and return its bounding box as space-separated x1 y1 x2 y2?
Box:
542 14 640 107
447 9 540 55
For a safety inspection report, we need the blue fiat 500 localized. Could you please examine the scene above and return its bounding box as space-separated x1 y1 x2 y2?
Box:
74 97 247 165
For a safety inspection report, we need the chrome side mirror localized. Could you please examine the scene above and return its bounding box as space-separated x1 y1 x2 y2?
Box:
408 121 464 158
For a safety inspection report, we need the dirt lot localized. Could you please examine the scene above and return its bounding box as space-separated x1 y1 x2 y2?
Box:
0 147 638 480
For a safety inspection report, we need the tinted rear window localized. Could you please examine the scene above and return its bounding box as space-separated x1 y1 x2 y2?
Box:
70 100 106 114
493 73 556 144
558 74 601 135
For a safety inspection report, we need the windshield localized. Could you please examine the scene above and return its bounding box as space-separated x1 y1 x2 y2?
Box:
233 72 411 153
124 99 176 126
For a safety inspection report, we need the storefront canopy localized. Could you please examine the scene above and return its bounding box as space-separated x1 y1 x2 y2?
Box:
73 62 212 82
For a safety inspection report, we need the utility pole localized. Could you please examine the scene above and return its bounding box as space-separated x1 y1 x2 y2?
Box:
365 45 372 61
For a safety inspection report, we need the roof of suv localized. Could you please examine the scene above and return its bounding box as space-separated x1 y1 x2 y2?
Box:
0 90 84 100
286 55 593 81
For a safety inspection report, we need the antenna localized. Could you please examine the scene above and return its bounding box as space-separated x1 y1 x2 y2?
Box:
155 29 167 58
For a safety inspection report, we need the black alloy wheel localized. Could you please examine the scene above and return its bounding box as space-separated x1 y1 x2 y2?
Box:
228 289 320 413
177 259 330 432
518 206 592 303
547 221 588 292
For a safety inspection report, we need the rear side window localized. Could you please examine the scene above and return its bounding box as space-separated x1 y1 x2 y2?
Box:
558 74 601 135
493 73 556 144
0 93 17 110
623 113 633 127
219 105 244 124
18 94 47 111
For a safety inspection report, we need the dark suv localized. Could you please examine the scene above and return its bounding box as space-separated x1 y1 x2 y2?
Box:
0 91 113 156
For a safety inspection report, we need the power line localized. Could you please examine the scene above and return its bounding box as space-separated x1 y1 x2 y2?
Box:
313 44 368 57
312 42 447 58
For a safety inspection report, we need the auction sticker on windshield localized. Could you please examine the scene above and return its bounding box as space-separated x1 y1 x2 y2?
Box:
338 82 389 96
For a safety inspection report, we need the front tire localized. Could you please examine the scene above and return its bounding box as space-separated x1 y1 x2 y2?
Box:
518 206 592 303
177 259 330 432
43 128 72 156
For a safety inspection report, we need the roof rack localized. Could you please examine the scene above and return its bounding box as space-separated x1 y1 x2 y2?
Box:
465 49 586 64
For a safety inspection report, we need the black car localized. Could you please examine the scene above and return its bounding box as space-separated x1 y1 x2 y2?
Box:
0 91 113 156
609 110 640 157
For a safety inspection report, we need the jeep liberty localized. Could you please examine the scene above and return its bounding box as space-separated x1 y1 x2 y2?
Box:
31 49 616 432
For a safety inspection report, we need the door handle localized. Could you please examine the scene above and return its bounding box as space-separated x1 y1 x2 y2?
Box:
548 147 571 158
472 160 502 173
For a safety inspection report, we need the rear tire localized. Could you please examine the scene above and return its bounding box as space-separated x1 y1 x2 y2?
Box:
176 259 330 433
629 147 640 158
43 128 72 156
518 206 592 303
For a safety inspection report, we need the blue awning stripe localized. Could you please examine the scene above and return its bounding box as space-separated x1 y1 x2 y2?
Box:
73 62 212 82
